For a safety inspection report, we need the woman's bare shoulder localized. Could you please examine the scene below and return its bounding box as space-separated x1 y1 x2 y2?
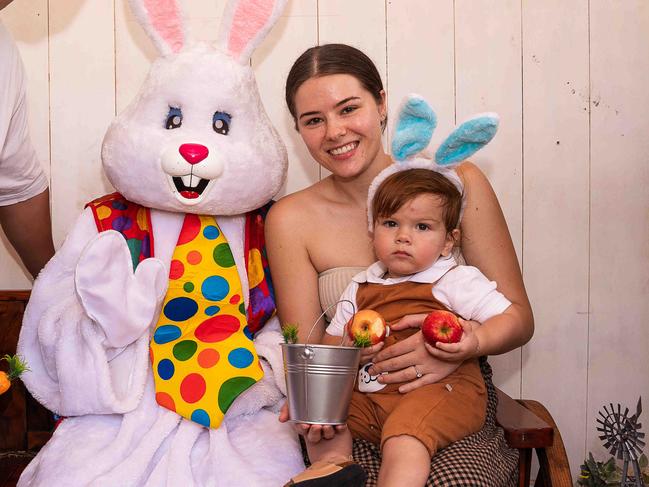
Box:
270 184 321 222
456 161 490 189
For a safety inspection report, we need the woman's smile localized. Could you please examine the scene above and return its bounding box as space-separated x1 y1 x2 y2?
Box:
328 141 359 158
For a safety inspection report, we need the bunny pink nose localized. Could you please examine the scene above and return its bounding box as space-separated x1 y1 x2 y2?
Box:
179 143 209 164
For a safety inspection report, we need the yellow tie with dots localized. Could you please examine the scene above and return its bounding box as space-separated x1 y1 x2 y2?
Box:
150 214 264 428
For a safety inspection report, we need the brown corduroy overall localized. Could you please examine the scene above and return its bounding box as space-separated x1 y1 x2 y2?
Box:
346 280 487 456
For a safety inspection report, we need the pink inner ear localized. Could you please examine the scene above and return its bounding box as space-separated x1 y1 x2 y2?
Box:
143 0 184 53
227 0 274 60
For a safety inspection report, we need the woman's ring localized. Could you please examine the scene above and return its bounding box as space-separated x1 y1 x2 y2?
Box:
413 365 423 379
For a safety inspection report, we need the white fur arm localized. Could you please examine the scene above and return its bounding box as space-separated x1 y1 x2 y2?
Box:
17 209 159 415
75 230 167 348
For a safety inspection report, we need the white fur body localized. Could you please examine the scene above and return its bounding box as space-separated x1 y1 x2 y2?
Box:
17 209 303 486
16 0 301 484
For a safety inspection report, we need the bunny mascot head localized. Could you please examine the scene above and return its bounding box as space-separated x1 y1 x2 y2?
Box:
17 1 307 485
103 0 287 214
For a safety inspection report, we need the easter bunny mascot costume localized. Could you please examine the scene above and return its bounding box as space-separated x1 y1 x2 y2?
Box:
17 0 305 485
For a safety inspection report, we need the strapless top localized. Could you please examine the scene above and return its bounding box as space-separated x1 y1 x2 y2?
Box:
317 266 366 322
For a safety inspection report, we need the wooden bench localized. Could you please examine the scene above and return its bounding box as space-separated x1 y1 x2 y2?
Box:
0 291 571 487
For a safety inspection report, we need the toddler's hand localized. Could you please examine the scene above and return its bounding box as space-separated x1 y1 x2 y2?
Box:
424 318 480 362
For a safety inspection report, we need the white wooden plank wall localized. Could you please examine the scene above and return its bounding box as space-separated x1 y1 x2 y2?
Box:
2 0 648 482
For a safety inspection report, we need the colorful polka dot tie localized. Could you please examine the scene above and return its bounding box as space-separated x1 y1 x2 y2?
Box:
150 214 264 428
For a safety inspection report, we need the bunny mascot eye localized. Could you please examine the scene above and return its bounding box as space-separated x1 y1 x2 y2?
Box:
165 107 183 129
212 111 231 135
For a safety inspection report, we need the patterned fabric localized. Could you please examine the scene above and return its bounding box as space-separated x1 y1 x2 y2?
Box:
88 194 277 430
87 192 154 270
150 214 264 429
244 202 276 334
302 358 519 486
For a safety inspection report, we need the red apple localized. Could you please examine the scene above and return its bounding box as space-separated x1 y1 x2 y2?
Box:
347 309 388 347
422 310 463 346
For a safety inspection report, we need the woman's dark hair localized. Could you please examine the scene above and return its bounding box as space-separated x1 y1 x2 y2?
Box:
372 169 463 232
285 44 385 130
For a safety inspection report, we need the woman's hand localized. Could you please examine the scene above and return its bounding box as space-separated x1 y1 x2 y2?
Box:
367 313 480 394
279 401 347 443
368 332 463 393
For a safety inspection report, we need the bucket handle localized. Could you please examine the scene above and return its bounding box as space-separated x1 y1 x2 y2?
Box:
304 299 356 347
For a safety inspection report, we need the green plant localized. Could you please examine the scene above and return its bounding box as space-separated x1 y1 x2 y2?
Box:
281 323 299 344
576 453 649 486
352 331 372 348
637 453 649 484
576 453 621 486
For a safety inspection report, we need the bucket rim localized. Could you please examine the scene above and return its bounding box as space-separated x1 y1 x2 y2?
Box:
280 342 359 352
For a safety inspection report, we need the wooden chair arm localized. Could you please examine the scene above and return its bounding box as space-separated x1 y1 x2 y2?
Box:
496 388 554 449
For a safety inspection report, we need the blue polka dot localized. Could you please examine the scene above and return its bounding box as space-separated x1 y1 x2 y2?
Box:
205 305 220 316
112 200 127 210
157 359 175 380
228 348 254 368
142 234 151 258
112 215 132 232
153 324 182 344
191 409 210 427
202 276 229 302
243 326 254 341
203 225 220 240
164 297 198 322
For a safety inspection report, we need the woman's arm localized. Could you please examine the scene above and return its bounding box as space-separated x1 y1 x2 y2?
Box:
456 161 534 355
265 195 326 343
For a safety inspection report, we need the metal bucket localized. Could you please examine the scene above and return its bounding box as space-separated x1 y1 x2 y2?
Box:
281 343 361 424
281 300 361 425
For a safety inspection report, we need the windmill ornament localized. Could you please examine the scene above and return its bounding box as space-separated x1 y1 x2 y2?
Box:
596 397 646 486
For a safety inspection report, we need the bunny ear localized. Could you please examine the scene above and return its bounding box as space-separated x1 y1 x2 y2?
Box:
391 94 437 161
435 113 499 166
217 0 287 64
129 0 186 55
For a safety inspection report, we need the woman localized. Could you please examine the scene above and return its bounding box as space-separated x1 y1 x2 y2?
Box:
266 43 533 486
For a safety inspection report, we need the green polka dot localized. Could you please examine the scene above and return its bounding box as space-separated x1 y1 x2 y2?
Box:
239 303 246 315
218 376 257 413
213 243 235 268
126 238 142 271
184 282 194 293
173 340 198 361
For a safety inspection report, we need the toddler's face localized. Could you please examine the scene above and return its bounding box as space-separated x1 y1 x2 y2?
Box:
373 194 457 278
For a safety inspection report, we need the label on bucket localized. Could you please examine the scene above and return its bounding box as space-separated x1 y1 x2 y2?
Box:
357 363 386 393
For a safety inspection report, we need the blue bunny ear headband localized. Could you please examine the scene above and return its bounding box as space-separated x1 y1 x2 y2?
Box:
366 94 499 230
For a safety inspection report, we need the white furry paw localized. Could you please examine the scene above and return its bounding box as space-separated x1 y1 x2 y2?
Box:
75 230 167 348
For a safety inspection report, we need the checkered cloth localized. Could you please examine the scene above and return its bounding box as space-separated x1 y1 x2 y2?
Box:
302 358 518 486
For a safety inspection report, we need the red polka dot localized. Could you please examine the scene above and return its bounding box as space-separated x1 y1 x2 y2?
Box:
180 373 206 403
156 392 176 411
194 315 241 343
177 215 201 245
198 348 220 368
149 347 154 364
229 294 240 304
169 259 184 280
187 250 202 265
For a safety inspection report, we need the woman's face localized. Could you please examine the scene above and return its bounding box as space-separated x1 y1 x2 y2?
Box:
293 74 386 179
